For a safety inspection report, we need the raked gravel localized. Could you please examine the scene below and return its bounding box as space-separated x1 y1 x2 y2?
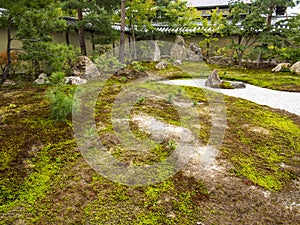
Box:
161 79 300 116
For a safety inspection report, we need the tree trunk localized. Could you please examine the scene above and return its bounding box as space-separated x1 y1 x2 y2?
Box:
119 0 126 64
65 28 70 46
238 51 244 67
267 6 274 27
1 17 12 85
78 8 87 56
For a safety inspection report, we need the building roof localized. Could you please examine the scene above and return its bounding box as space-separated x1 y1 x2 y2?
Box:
187 0 251 8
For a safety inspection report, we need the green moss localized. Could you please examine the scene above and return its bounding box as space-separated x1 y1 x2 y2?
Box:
224 98 300 191
1 63 299 223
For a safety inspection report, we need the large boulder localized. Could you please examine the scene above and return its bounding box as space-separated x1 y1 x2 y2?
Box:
290 61 300 74
170 35 187 61
271 63 291 72
72 56 101 79
152 41 161 62
33 73 49 85
187 43 203 62
205 69 246 89
205 69 222 88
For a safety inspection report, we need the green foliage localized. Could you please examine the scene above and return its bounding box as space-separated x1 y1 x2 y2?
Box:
49 71 66 85
264 14 300 62
21 43 79 76
113 0 157 41
223 1 267 66
167 139 176 150
46 85 76 121
199 8 226 57
163 0 200 33
94 54 124 74
131 61 149 72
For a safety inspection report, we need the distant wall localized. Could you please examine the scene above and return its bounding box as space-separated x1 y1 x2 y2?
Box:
0 28 22 53
0 27 102 56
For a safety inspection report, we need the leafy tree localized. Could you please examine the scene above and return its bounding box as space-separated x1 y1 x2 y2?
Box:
163 0 200 33
62 0 118 55
223 1 266 67
267 14 300 62
114 0 157 43
253 0 297 26
0 0 67 83
199 8 226 57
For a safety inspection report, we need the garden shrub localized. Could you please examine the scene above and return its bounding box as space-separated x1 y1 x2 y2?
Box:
20 42 80 77
47 85 75 121
49 71 66 85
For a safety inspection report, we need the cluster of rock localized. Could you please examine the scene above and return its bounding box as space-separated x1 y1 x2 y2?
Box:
207 56 234 67
205 69 246 89
153 35 203 70
170 35 203 62
33 56 102 85
272 61 300 74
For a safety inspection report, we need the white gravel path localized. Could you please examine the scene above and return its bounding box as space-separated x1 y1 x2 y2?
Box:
161 79 300 116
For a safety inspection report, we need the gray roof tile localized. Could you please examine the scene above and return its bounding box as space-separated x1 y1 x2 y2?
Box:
187 0 250 8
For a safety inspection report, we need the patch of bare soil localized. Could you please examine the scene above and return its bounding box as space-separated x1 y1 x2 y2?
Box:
132 113 300 224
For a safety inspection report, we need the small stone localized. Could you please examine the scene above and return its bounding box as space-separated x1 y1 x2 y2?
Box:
271 63 291 72
64 76 87 85
173 59 181 66
155 61 168 70
33 73 50 84
2 79 16 86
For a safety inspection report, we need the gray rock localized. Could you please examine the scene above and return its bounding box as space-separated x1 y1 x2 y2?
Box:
230 81 246 89
155 61 168 70
152 41 161 62
290 61 300 74
188 43 203 62
205 70 246 89
72 56 101 79
33 73 50 84
64 76 87 85
170 35 187 61
271 63 291 72
173 59 181 66
207 56 233 66
2 79 16 86
205 69 222 88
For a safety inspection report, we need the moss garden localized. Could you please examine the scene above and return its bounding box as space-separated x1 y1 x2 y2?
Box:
0 62 300 224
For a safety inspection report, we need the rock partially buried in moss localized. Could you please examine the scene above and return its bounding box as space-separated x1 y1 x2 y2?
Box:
33 73 50 85
2 79 16 86
290 61 300 74
64 76 87 85
114 67 148 79
205 69 246 89
271 63 291 72
155 61 168 70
